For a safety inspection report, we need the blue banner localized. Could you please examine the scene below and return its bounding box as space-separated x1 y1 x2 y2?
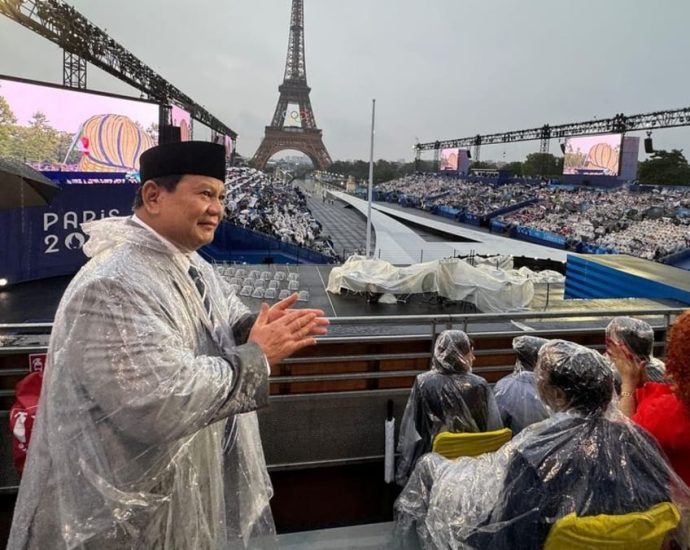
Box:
0 184 138 284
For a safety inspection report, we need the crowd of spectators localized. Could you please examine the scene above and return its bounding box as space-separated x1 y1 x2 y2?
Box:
393 313 690 549
497 186 690 260
377 175 690 262
378 174 539 216
223 167 338 260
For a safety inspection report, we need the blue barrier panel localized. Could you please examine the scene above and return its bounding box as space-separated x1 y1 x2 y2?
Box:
0 183 335 285
0 184 139 284
463 213 480 225
436 206 460 220
490 220 509 233
207 222 336 265
578 243 617 255
512 225 566 249
565 255 690 303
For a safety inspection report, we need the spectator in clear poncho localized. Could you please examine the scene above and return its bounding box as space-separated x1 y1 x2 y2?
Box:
493 336 549 434
395 340 689 550
611 310 690 486
605 316 667 386
395 330 502 486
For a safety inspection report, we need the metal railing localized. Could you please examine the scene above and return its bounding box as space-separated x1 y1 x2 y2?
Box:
0 306 684 485
0 305 682 391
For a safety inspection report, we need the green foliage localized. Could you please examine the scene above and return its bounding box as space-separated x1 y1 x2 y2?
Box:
0 94 17 157
0 99 76 165
502 161 523 176
470 160 498 170
329 159 423 184
522 153 563 177
638 149 690 186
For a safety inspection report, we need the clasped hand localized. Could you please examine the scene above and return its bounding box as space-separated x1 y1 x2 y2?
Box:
248 292 329 366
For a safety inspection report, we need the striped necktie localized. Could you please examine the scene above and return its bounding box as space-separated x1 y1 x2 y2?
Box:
188 264 215 323
189 263 239 450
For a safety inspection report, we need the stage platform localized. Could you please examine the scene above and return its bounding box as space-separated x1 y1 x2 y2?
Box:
565 254 690 305
333 192 568 263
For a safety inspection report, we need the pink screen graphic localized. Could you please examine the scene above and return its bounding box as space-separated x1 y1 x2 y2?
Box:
171 105 192 141
440 148 459 171
0 77 159 172
563 134 622 176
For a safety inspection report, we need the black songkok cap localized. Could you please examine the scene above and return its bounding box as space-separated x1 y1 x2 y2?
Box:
139 141 226 183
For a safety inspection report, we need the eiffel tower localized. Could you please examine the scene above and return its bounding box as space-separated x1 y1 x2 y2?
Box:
252 0 332 170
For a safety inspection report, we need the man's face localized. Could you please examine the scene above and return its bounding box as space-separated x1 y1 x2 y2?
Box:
150 174 225 252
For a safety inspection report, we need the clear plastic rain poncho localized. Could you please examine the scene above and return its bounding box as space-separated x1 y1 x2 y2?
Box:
8 217 276 549
395 330 502 486
493 336 549 434
606 316 667 384
395 340 690 550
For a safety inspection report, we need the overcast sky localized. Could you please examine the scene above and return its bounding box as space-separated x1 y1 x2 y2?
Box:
1 0 689 163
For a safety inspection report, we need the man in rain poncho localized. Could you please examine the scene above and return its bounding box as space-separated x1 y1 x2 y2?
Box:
395 330 502 486
605 316 667 386
395 340 689 549
8 142 328 549
493 335 549 434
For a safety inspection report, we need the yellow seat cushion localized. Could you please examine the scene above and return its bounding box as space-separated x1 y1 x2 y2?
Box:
431 428 512 459
544 501 680 550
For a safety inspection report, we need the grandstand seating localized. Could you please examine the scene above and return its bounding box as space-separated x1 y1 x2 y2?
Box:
375 175 690 263
224 167 339 260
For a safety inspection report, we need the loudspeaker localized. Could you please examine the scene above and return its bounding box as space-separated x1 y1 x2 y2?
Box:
467 149 472 159
644 137 654 154
560 143 566 154
159 125 182 144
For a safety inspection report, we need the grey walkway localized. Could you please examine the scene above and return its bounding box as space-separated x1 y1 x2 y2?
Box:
298 181 375 259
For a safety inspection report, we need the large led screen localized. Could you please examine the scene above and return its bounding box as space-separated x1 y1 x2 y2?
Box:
171 105 192 141
212 133 233 161
0 76 159 172
224 135 234 160
563 134 622 176
439 148 459 171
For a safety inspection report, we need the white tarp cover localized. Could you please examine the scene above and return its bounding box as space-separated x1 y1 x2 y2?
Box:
327 256 550 312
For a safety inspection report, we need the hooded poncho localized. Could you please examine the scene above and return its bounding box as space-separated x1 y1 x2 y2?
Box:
8 217 275 549
395 330 502 486
395 340 690 550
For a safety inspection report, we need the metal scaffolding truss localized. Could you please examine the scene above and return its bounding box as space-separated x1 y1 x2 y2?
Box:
416 108 690 152
0 0 237 138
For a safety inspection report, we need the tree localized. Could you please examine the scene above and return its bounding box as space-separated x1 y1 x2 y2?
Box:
522 153 563 177
638 149 690 186
0 94 17 157
8 111 62 164
502 161 523 176
470 160 498 170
